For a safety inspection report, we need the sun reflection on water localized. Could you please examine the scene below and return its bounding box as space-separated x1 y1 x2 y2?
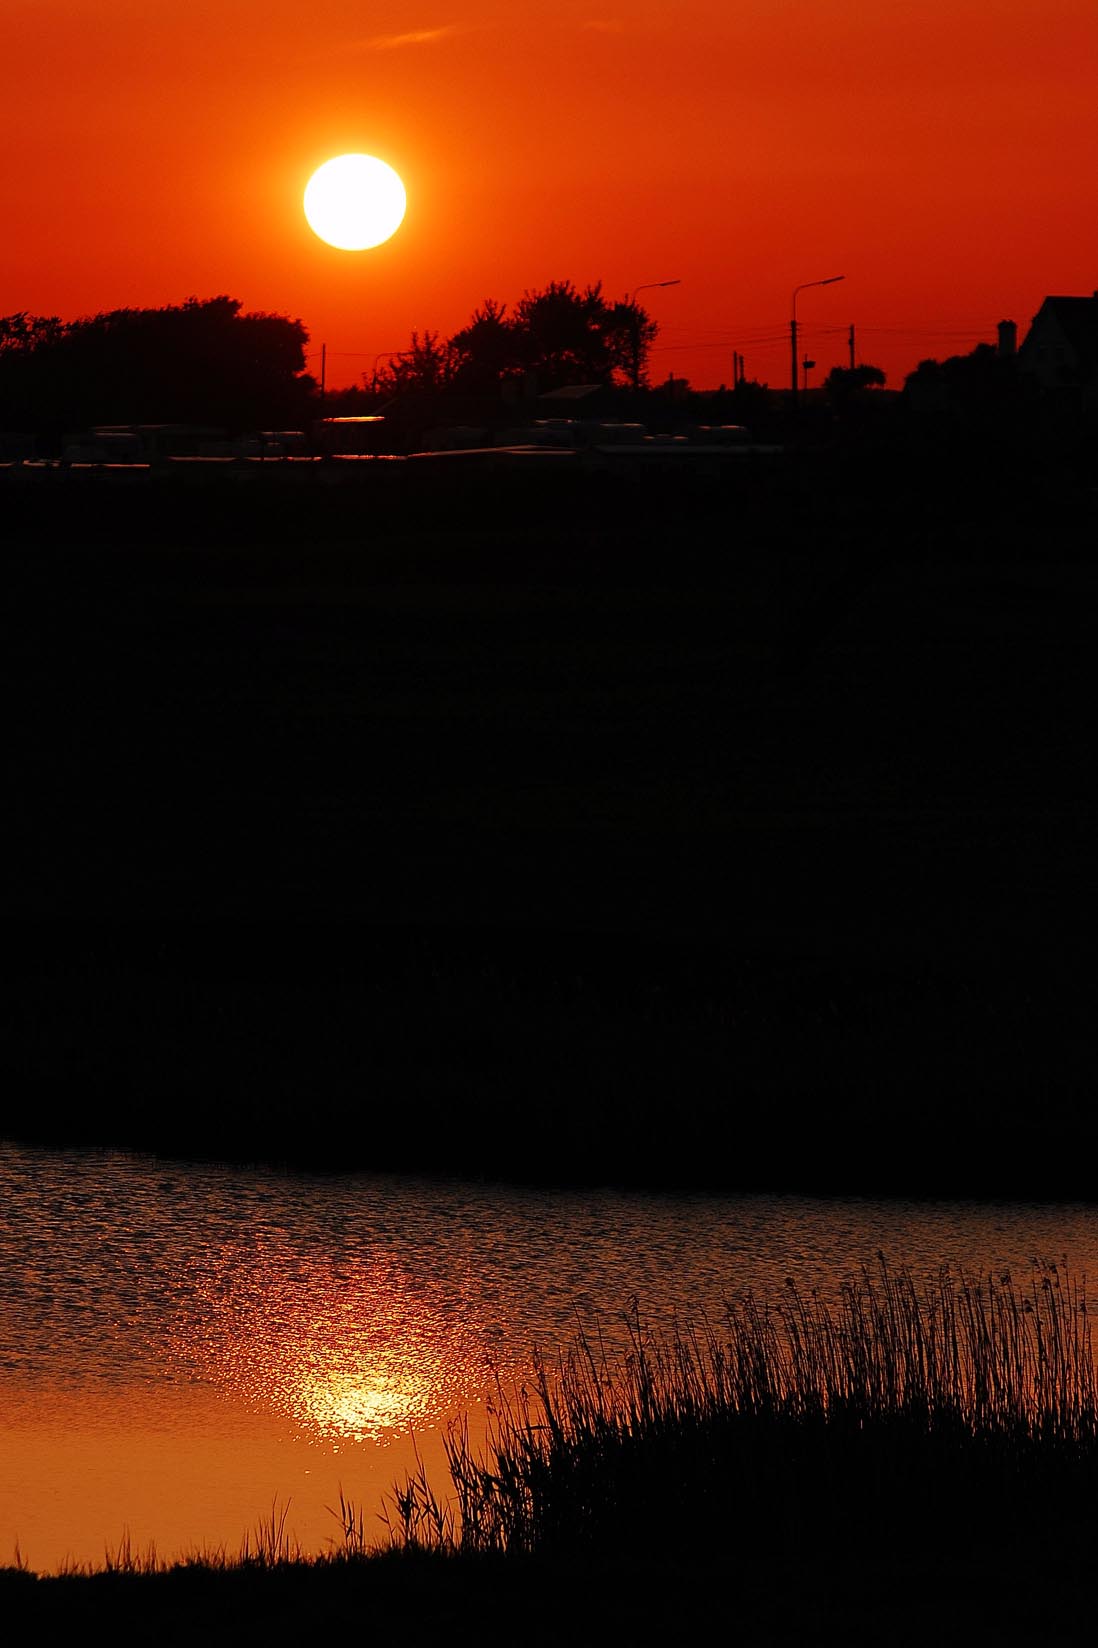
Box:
175 1244 505 1445
294 1369 431 1442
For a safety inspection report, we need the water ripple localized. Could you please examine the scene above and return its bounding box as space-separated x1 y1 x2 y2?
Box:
2 1141 1095 1440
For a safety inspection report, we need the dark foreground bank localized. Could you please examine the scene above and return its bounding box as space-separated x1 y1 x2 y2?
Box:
5 453 1096 1195
5 1546 1094 1648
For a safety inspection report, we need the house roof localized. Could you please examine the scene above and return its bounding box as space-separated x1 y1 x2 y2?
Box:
1031 295 1098 373
538 383 605 401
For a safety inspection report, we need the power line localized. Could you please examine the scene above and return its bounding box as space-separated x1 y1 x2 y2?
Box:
315 323 1000 358
857 326 996 338
657 335 785 351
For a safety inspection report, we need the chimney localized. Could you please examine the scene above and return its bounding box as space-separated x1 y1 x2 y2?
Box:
997 319 1017 358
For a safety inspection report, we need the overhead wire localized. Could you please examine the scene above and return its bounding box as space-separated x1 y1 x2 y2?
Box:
312 317 1003 387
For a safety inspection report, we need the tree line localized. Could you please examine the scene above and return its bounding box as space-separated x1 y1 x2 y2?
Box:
0 296 311 435
0 282 661 437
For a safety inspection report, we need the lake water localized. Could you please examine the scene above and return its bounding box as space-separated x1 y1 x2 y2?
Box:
2 1141 1096 1573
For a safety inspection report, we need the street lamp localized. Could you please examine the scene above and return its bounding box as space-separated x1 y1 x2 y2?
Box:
630 279 680 392
371 350 401 396
791 275 844 406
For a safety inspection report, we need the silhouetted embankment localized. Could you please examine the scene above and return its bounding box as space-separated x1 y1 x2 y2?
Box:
9 1541 1086 1647
4 453 1095 1195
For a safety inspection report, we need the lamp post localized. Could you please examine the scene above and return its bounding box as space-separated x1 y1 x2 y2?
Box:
371 350 401 397
791 275 844 407
630 279 680 392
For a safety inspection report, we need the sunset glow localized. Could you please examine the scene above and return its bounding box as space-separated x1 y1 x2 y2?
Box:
5 1 1095 389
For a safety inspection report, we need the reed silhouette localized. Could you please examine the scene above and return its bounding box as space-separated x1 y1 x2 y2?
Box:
405 1260 1098 1565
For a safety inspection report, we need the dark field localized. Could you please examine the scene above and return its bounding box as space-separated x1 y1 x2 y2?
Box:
4 452 1096 1194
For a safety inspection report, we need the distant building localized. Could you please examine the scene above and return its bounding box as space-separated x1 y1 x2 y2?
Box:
315 415 386 456
1018 292 1098 411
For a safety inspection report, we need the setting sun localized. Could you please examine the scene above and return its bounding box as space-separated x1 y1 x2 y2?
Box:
303 154 406 251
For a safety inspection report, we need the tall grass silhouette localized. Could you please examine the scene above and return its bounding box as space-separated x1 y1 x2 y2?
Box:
388 1257 1098 1564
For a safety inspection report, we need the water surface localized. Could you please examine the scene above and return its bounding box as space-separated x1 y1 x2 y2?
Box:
2 1142 1094 1571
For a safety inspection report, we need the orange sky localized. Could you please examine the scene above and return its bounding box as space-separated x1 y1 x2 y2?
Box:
4 0 1096 391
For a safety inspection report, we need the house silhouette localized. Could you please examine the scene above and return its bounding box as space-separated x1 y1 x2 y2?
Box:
1018 292 1098 411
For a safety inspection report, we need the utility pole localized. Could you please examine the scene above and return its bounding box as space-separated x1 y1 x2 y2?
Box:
320 343 327 408
791 275 845 408
848 325 856 371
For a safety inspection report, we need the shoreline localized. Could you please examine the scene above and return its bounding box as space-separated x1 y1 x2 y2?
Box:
9 1548 1075 1646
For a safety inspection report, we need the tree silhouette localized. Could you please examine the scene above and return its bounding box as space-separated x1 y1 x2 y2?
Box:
902 343 1016 409
510 280 649 388
901 340 1042 461
382 329 454 394
824 363 886 398
376 281 658 399
0 313 66 356
447 299 515 392
0 297 312 434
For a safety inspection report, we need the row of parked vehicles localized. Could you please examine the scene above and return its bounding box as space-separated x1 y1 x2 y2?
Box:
411 419 781 466
12 417 779 469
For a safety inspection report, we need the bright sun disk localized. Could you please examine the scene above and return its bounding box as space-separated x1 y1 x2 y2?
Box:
304 154 406 251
